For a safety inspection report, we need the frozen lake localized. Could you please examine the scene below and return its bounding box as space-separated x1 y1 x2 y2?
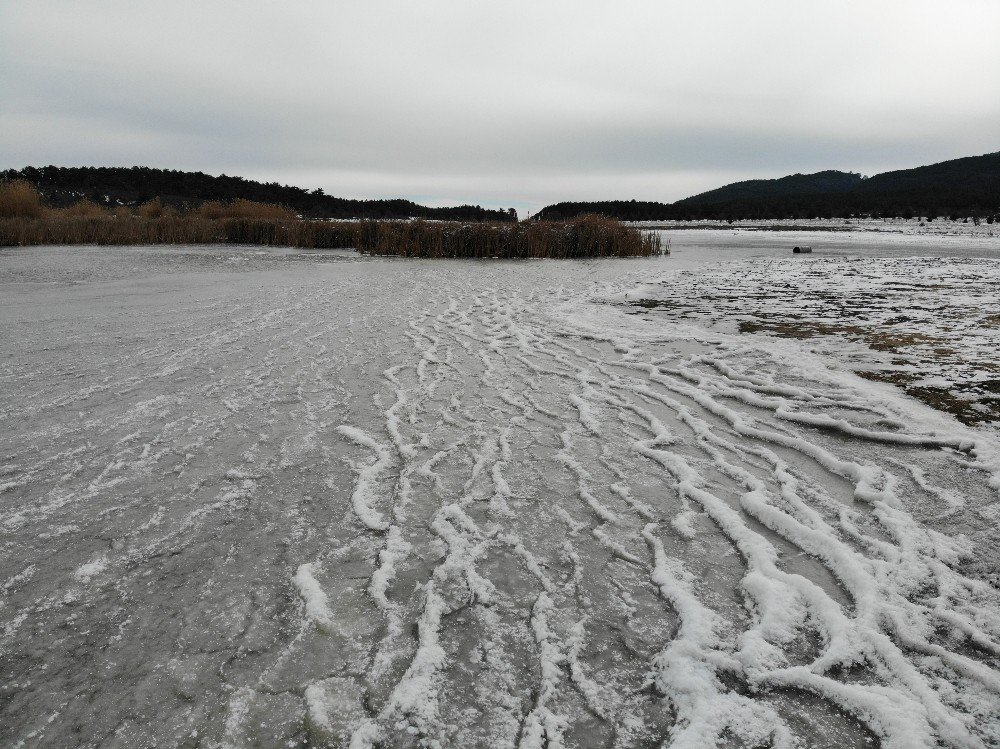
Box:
2 236 1000 748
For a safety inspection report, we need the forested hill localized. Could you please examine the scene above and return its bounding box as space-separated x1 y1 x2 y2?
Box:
535 152 1000 221
1 166 517 222
856 152 1000 198
675 170 863 206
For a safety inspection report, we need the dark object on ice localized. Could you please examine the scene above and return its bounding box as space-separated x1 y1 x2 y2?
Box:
793 246 813 253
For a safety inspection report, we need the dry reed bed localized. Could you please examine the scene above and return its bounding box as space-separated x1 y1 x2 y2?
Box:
0 215 662 257
358 216 662 258
0 180 662 257
0 215 662 259
0 216 361 249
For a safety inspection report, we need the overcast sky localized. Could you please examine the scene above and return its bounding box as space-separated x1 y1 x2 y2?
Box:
2 1 999 214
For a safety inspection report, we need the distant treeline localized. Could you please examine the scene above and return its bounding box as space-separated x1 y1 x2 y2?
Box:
0 180 659 258
1 165 517 222
536 152 1000 221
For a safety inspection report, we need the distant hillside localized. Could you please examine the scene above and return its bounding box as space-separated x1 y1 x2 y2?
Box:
859 151 1000 194
535 152 1000 221
852 152 1000 214
0 166 517 222
676 170 863 206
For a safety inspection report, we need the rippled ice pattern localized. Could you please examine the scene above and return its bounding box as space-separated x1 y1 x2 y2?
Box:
2 243 999 749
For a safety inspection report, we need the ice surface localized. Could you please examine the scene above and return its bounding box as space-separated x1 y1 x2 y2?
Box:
1 240 999 748
627 231 1000 427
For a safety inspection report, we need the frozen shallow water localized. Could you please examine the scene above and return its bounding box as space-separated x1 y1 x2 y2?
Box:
2 240 999 748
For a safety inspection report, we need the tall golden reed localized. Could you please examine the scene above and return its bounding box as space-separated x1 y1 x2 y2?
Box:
0 180 45 219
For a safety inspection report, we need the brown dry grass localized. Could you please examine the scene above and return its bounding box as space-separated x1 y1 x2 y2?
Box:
58 199 109 219
865 331 943 352
737 319 945 355
0 216 355 248
0 180 46 219
138 199 165 219
194 201 226 220
194 199 296 221
0 215 221 246
191 200 297 220
738 320 865 338
857 370 997 425
226 199 297 220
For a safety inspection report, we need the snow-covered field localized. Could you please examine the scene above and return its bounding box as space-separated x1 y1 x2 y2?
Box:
629 233 1000 427
632 218 1000 238
2 238 1000 748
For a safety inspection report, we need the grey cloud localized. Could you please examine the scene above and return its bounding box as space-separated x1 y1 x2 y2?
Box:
3 1 999 212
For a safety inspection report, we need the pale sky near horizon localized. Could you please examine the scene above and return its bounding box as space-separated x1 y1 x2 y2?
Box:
2 1 999 215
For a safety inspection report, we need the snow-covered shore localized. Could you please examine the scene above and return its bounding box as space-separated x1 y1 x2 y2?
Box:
631 217 1000 239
